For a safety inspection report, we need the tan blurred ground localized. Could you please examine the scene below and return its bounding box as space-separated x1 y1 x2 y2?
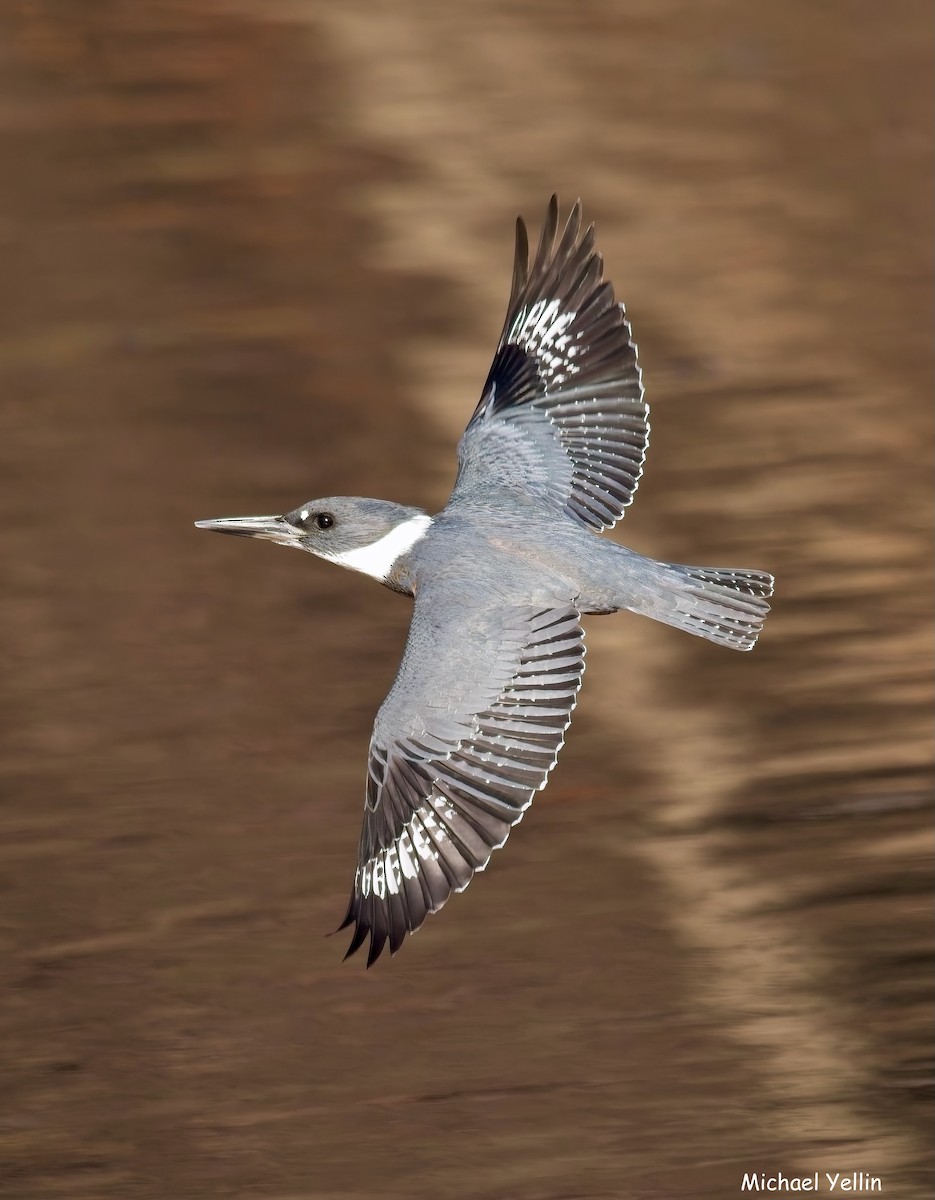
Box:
0 2 932 1198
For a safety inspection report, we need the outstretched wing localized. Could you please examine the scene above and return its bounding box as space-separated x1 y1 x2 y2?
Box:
451 195 649 531
337 588 585 965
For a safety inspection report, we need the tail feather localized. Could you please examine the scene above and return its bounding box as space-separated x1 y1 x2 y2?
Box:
657 564 774 651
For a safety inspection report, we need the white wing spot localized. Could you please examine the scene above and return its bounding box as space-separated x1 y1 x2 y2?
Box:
508 299 580 385
359 806 449 897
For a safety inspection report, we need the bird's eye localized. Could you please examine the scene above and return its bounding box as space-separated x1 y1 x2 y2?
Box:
316 512 335 530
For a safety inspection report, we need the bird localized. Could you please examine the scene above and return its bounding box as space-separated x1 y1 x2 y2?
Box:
196 196 774 966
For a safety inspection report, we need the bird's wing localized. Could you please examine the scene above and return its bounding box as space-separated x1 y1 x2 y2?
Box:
337 586 585 965
451 195 649 531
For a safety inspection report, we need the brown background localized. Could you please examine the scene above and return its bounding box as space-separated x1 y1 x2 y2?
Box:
1 2 932 1198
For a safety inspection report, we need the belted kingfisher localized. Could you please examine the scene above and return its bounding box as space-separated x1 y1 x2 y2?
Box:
196 197 774 965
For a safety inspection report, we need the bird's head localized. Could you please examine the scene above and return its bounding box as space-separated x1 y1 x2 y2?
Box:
195 497 432 583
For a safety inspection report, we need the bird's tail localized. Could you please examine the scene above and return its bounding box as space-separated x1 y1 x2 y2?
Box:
632 562 775 651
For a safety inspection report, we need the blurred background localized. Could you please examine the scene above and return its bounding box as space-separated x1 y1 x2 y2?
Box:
1 2 932 1197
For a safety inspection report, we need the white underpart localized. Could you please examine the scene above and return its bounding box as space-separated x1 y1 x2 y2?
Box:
322 514 433 581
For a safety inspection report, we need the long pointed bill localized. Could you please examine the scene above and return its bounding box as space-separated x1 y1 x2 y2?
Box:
194 514 299 545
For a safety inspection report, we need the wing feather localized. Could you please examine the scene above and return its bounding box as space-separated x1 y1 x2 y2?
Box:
339 593 585 964
453 196 649 531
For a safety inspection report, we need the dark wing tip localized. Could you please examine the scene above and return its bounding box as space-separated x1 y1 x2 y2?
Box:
366 930 387 968
330 894 356 935
532 195 560 276
514 214 529 269
388 916 407 956
509 215 530 315
500 195 591 348
339 912 404 967
343 918 369 961
336 891 410 966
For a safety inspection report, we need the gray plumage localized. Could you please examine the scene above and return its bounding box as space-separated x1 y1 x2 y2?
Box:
196 196 774 965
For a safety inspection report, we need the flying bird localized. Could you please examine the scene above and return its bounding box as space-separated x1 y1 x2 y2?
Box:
196 197 774 965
